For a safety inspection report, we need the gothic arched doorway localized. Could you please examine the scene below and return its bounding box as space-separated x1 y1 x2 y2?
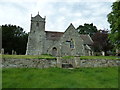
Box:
52 47 57 56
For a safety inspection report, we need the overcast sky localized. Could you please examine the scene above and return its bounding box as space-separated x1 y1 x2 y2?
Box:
0 0 115 32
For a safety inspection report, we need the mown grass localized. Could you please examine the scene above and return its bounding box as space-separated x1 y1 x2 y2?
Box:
62 56 119 60
62 56 74 59
2 67 118 88
1 55 120 60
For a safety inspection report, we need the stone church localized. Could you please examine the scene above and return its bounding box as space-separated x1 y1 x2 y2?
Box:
26 13 93 56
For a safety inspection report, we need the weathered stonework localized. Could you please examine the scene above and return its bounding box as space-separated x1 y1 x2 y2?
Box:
61 58 119 68
2 58 119 68
26 13 93 56
2 58 57 68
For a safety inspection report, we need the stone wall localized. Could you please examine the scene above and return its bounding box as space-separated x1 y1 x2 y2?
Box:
2 58 57 68
60 57 119 68
2 57 120 68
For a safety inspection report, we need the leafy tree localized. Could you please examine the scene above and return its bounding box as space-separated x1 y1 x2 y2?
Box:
91 30 113 55
2 24 28 54
107 1 120 49
76 23 98 36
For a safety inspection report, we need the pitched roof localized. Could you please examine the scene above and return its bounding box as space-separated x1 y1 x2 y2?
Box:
80 34 93 45
45 31 64 40
45 31 93 45
45 24 93 45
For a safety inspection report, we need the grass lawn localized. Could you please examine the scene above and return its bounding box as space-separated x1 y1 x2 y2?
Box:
1 55 120 60
80 56 120 60
2 67 118 88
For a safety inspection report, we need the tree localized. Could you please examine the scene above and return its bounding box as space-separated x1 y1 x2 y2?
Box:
2 24 28 54
91 30 113 55
107 1 120 49
76 23 98 36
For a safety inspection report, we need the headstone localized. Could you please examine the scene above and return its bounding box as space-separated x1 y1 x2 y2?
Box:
101 51 105 56
1 48 4 54
92 51 94 56
88 51 91 56
12 50 14 55
14 51 17 55
12 50 17 55
116 49 120 56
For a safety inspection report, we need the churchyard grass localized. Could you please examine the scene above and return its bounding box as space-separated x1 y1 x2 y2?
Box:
80 56 120 60
61 56 119 60
1 55 119 60
2 67 118 88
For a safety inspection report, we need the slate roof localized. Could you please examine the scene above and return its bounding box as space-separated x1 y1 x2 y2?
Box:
45 31 64 40
45 31 93 45
80 34 93 45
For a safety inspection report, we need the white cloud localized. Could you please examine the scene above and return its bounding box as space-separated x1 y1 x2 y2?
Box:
0 0 114 32
0 0 116 3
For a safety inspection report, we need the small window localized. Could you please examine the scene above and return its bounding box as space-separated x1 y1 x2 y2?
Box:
66 40 70 44
66 40 70 42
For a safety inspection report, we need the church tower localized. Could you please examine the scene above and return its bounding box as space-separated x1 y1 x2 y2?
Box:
26 13 46 55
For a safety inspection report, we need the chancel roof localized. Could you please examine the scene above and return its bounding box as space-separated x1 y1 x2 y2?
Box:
45 24 93 45
45 31 64 41
45 31 93 45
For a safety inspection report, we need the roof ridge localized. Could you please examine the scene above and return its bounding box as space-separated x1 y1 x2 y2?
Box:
45 31 64 33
